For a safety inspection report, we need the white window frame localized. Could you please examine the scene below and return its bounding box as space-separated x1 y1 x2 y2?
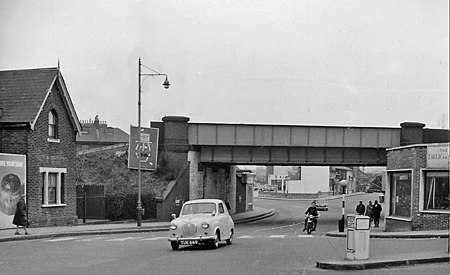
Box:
419 168 450 214
48 110 60 143
40 167 67 207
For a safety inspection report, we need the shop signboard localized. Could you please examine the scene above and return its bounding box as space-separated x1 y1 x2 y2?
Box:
427 144 449 169
0 153 26 229
128 125 159 171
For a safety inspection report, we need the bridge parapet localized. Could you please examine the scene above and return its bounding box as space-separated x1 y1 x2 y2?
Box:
188 123 401 148
153 117 448 166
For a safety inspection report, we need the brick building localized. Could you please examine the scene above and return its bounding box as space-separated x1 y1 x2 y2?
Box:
76 115 128 152
0 67 82 227
385 143 449 231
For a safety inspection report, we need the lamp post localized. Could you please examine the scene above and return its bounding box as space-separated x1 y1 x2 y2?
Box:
339 179 348 232
136 58 170 226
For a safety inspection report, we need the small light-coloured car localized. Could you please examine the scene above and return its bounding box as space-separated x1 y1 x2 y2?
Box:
315 200 328 211
168 199 235 250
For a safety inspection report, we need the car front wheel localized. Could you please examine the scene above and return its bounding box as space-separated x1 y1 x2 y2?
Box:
171 241 179 250
211 231 220 249
226 230 233 245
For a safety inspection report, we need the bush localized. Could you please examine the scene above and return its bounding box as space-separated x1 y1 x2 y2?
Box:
106 193 157 221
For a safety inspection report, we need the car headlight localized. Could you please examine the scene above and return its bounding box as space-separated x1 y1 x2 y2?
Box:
169 224 177 230
201 222 209 229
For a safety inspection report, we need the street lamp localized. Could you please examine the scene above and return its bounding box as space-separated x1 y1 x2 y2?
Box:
136 57 170 226
339 179 348 232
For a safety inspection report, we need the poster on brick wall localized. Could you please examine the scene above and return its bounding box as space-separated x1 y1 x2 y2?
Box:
0 153 26 229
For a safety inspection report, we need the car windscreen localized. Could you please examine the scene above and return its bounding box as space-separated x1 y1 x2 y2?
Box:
182 203 216 215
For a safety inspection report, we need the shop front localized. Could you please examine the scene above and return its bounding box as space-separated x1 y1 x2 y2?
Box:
385 143 449 231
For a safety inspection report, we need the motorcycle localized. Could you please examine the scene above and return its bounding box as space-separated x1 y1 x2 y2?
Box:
305 214 319 234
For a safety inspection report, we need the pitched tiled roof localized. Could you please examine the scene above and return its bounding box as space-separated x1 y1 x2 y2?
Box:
0 67 81 133
0 68 58 124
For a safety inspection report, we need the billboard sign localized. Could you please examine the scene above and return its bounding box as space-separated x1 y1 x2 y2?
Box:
0 153 26 229
128 125 159 171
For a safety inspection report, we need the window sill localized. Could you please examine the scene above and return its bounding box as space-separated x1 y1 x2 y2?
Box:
386 216 412 222
42 204 67 208
47 138 60 143
420 210 450 214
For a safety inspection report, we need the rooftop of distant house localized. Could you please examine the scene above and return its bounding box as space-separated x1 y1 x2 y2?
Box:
76 115 128 143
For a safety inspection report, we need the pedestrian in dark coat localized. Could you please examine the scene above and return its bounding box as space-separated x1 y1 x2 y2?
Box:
373 200 382 227
356 200 365 215
365 201 374 228
13 194 29 235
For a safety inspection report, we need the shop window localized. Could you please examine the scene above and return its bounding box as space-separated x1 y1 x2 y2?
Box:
424 171 449 211
389 172 412 217
40 167 67 206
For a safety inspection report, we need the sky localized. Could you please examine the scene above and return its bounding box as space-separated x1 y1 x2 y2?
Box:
0 0 448 133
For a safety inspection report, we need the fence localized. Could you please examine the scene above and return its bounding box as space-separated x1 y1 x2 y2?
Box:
76 185 105 221
76 185 158 222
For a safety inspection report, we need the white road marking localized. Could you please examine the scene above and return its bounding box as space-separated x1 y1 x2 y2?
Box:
237 235 254 239
254 223 302 232
141 237 168 241
75 236 106 242
45 237 80 242
268 235 285 238
40 234 318 243
105 237 143 242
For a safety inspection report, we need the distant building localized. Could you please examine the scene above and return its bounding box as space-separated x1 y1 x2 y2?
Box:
236 169 255 212
330 166 355 195
76 115 128 152
266 166 330 194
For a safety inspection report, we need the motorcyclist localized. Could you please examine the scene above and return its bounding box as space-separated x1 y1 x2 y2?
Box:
303 201 319 231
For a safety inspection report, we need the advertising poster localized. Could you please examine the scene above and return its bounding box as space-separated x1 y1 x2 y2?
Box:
0 153 26 229
128 125 159 171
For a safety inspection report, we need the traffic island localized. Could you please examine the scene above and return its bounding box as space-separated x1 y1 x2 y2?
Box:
316 251 450 270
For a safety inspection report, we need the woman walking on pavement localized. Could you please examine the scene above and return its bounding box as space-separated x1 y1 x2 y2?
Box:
13 194 29 235
365 201 374 228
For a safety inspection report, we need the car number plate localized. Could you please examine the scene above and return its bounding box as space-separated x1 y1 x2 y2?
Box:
180 240 198 245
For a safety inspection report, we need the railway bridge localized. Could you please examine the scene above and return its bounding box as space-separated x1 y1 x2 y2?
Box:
151 116 448 216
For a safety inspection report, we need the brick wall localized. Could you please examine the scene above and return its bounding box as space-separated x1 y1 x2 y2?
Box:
28 85 78 226
156 116 191 180
148 116 192 220
416 213 450 230
387 145 449 231
0 128 28 154
159 163 190 221
1 84 78 227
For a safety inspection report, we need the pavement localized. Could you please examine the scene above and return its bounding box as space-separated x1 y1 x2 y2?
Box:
1 200 448 271
318 226 449 270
